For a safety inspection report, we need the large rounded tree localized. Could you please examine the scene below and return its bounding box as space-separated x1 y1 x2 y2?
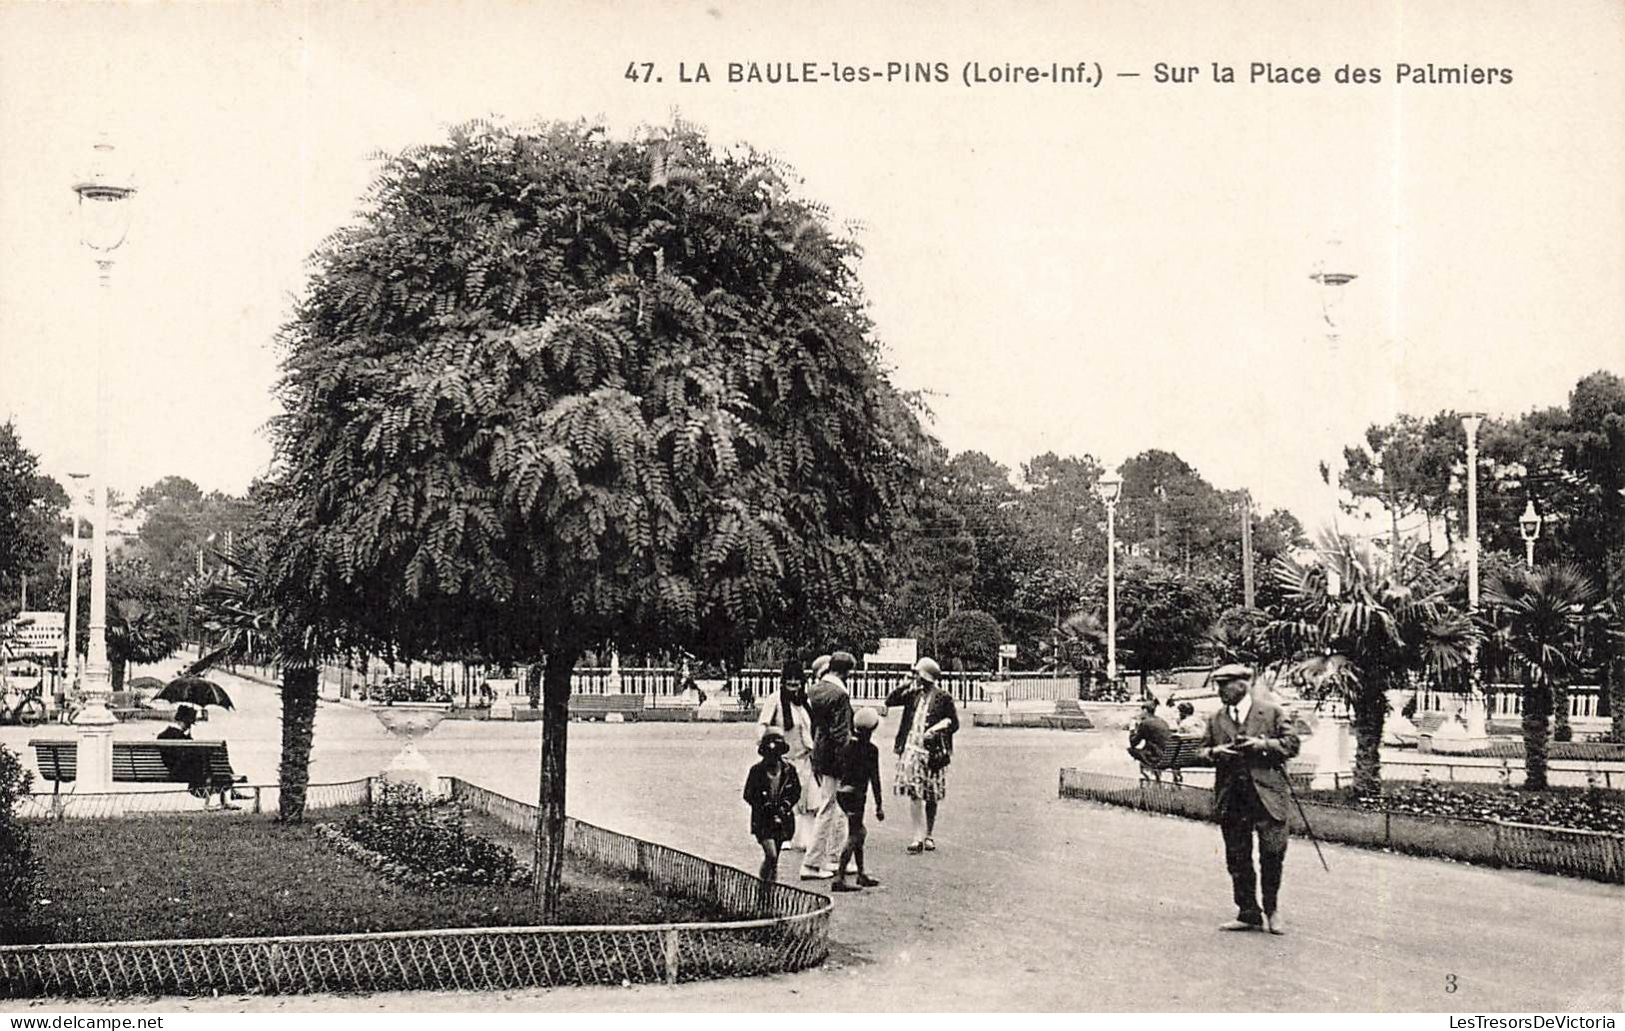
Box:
269 119 924 914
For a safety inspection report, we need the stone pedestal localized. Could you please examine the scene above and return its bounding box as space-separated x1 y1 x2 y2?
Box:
486 678 517 720
370 702 450 797
1425 694 1490 754
1300 713 1354 775
980 681 1009 726
73 712 116 793
694 680 727 721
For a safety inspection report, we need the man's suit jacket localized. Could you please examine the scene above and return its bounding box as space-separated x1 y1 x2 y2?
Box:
806 676 854 779
1200 699 1300 822
1129 714 1173 761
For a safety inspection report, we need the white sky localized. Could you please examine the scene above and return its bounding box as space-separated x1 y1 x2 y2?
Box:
1 0 1621 533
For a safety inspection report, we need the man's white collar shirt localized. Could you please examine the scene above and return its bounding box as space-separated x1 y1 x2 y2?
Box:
1229 695 1253 727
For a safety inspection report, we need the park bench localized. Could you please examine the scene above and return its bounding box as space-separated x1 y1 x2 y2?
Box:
30 738 243 793
1135 733 1207 785
567 694 645 722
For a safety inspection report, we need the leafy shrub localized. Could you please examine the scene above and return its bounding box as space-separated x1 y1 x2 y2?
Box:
938 609 1002 669
0 744 40 943
334 783 526 887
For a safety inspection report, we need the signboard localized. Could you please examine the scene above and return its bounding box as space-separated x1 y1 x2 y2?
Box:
998 644 1018 659
3 612 65 658
863 637 918 667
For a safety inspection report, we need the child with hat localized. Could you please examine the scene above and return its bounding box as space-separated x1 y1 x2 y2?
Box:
743 728 802 887
832 706 885 892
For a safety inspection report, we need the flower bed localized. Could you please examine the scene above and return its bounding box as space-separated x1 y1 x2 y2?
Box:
327 783 527 887
1060 768 1625 884
1309 782 1625 835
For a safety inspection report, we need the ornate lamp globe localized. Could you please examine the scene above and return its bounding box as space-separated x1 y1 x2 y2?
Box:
1097 473 1122 506
72 139 137 253
1518 500 1542 543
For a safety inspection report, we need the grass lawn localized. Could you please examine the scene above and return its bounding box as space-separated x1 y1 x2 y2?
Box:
23 809 729 944
1306 781 1625 834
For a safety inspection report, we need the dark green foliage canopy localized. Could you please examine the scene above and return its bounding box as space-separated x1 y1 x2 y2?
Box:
270 119 923 663
938 608 1002 669
0 422 67 618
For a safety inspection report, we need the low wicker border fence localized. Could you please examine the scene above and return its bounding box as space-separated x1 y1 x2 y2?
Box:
0 778 830 998
1058 768 1625 885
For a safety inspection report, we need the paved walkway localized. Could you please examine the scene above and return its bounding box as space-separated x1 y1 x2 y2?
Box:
5 668 1622 1012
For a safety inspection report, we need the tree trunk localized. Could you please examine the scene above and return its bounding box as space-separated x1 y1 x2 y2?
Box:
534 647 580 921
279 666 320 821
1350 688 1386 796
1521 672 1550 792
1552 681 1572 743
111 658 127 693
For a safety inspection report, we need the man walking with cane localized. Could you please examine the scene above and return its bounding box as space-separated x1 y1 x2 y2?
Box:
1200 664 1300 935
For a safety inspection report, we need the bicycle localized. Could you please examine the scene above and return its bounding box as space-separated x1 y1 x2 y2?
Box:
1 683 48 727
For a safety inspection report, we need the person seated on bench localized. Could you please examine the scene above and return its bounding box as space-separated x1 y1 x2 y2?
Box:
158 705 242 810
1127 698 1173 779
1176 701 1208 736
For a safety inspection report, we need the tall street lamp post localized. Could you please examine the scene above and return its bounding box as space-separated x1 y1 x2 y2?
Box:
71 139 136 791
1518 500 1542 569
1097 472 1122 687
63 471 88 708
1459 414 1488 744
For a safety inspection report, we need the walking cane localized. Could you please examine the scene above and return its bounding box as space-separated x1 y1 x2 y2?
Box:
1283 775 1330 872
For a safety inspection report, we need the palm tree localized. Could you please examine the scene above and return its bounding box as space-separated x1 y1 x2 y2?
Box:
105 599 181 692
184 550 330 821
1479 564 1602 791
1036 608 1106 697
1206 606 1273 666
1038 609 1106 673
1267 534 1475 795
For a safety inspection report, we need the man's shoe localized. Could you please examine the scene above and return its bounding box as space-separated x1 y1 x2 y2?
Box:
856 874 881 887
906 841 925 854
922 837 936 851
1218 919 1261 932
1265 912 1286 936
798 867 833 881
830 881 862 893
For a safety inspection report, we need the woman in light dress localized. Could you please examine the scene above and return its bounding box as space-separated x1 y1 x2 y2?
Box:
891 656 960 853
756 657 817 851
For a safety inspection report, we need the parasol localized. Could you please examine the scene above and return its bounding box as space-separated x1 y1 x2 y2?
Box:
156 675 235 710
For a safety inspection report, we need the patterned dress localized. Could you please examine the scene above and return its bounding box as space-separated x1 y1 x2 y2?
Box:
893 690 948 802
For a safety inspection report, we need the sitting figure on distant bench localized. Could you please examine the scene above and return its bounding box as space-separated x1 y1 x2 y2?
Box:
1127 698 1173 781
159 705 244 810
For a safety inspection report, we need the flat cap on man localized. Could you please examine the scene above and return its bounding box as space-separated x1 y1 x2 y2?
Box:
1211 663 1255 683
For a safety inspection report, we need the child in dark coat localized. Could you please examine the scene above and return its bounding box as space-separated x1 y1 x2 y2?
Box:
832 706 885 892
743 728 801 885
